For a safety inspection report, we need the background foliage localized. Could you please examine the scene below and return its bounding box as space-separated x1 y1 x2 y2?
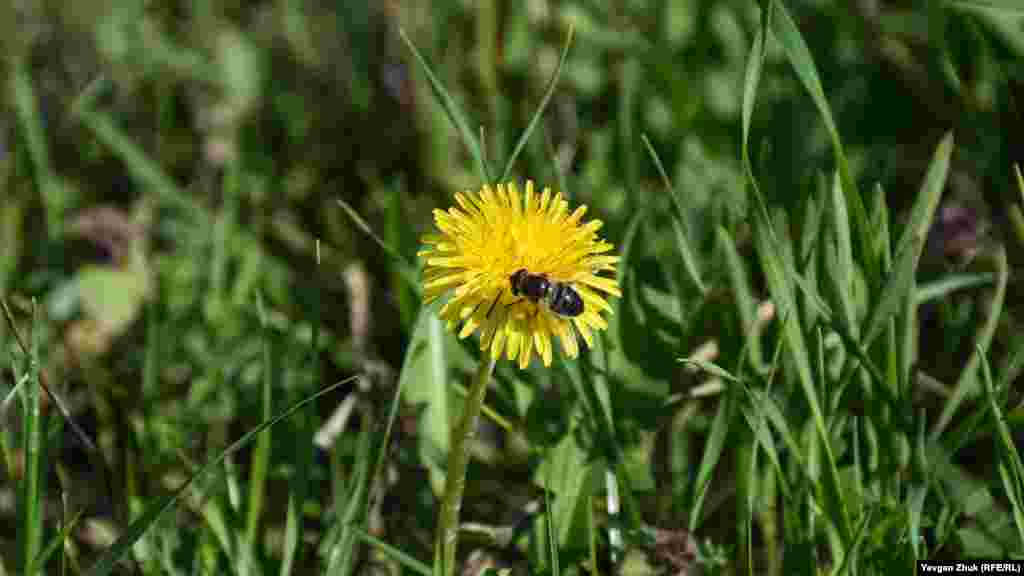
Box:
3 0 1024 574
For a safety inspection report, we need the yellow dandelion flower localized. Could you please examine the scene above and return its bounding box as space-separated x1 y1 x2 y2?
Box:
419 180 622 369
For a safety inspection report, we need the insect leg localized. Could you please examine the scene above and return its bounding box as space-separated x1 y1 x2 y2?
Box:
482 291 503 321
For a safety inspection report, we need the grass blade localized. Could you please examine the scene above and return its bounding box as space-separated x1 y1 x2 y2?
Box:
932 245 1008 439
689 387 736 532
353 526 431 575
27 508 85 575
915 273 994 304
500 25 574 182
769 1 878 287
399 27 492 184
15 304 45 572
752 211 852 544
862 133 953 349
978 344 1024 545
244 293 275 569
717 227 769 375
11 60 62 239
84 376 357 576
643 134 706 295
949 0 1024 11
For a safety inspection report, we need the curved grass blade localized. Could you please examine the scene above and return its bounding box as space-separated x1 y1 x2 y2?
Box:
642 134 706 295
12 60 61 240
949 0 1024 12
500 25 575 182
979 344 1024 545
335 197 421 294
84 376 358 576
717 227 770 375
741 3 774 231
932 245 1008 439
769 1 878 287
399 28 492 184
689 386 736 532
915 273 994 304
862 133 953 349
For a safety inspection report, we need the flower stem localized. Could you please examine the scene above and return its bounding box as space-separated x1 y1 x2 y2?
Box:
434 355 497 576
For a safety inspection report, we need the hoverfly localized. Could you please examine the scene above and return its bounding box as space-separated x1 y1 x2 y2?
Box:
509 269 584 317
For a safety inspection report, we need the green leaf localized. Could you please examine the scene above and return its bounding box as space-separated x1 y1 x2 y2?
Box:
398 309 453 475
533 433 595 548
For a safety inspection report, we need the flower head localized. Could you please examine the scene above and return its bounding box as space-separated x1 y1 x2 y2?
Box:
419 181 621 369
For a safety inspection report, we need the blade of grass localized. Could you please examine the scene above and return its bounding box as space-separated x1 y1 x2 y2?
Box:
564 353 642 531
741 403 792 502
84 376 358 576
11 59 62 240
978 344 1024 545
769 0 878 288
244 292 275 571
752 212 853 545
326 407 374 576
862 133 953 350
915 273 994 304
500 25 575 182
689 385 735 532
741 3 776 238
280 245 323 575
399 27 492 184
3 297 97 455
352 526 431 575
15 302 45 573
27 507 85 575
932 245 1008 440
832 508 873 575
334 198 421 293
828 172 859 341
949 0 1024 12
717 227 769 375
642 134 706 295
742 6 851 543
543 464 560 576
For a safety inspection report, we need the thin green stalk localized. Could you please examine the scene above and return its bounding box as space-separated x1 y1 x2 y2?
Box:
17 302 44 572
434 356 497 576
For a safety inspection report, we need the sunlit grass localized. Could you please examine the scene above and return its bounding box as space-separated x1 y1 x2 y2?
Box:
4 0 1024 574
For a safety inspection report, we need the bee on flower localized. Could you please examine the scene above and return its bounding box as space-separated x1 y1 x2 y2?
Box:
419 181 621 369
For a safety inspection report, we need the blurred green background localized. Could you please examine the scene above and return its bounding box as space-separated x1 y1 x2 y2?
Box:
3 0 1024 574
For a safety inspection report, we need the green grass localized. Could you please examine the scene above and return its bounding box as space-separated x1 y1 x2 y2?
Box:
4 0 1024 574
